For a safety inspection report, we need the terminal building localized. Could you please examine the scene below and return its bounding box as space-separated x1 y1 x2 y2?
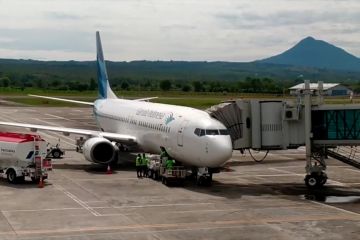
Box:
289 83 352 96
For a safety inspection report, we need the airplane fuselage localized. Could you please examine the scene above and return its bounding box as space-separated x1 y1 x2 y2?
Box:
94 99 233 167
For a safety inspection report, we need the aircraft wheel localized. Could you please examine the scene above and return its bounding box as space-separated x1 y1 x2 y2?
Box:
52 149 61 158
7 169 17 184
305 174 321 188
148 170 153 179
196 176 204 186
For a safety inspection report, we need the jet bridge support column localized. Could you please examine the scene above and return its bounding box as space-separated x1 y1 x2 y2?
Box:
304 80 312 173
304 80 327 188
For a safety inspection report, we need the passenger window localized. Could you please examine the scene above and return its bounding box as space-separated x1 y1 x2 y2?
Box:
219 129 229 135
200 129 205 136
206 129 219 135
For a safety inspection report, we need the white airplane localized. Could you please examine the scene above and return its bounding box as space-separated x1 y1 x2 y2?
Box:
0 32 232 180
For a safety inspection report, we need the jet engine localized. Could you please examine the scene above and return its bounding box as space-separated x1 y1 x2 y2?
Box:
83 137 116 164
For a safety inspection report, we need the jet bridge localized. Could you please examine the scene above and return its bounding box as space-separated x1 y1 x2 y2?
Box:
207 80 360 188
207 99 305 151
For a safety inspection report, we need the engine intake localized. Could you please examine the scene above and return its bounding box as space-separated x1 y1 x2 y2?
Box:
83 137 115 164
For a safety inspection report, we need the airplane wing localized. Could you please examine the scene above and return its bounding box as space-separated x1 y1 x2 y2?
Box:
0 122 136 144
29 94 157 103
28 95 94 106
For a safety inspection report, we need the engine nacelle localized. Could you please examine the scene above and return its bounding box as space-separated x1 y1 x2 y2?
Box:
83 137 116 164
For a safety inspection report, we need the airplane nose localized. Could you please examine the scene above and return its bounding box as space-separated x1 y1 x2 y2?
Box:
206 136 233 167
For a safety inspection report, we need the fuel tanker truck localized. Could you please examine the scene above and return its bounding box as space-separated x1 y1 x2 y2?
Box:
0 132 52 183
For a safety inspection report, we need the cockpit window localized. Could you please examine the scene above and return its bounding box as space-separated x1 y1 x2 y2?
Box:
194 128 206 137
195 128 228 137
206 129 219 135
219 129 230 135
194 128 200 136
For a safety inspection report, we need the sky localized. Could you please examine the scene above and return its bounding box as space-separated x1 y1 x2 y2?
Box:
0 0 359 61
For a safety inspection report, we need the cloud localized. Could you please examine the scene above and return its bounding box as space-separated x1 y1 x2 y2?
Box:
0 28 93 52
216 10 360 29
45 11 86 20
0 0 359 60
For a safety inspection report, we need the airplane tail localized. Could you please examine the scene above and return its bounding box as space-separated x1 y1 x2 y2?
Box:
96 31 117 99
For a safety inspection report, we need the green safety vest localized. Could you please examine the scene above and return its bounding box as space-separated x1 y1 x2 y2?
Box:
160 151 168 159
166 159 175 169
135 157 141 167
141 157 148 166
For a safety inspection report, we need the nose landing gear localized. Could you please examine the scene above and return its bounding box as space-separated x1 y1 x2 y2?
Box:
195 167 212 186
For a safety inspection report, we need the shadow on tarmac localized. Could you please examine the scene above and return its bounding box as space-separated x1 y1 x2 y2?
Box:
180 181 360 203
225 158 304 167
0 178 53 189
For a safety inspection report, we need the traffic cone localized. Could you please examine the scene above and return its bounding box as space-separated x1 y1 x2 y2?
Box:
107 165 112 174
38 177 44 188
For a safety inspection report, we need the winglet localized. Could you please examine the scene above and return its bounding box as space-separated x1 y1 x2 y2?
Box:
96 31 117 99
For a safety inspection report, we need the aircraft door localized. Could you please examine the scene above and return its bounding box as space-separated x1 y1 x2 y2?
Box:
177 120 189 147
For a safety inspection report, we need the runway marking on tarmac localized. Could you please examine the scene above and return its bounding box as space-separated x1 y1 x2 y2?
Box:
54 185 101 217
5 213 360 237
345 168 360 174
269 167 346 186
45 113 69 120
2 207 83 213
113 202 213 209
269 167 360 217
252 173 299 177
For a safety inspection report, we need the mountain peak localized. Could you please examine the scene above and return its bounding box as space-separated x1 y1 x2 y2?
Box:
302 36 315 42
259 37 360 72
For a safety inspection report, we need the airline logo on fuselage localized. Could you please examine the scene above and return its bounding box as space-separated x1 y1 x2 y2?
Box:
165 113 175 125
136 109 165 120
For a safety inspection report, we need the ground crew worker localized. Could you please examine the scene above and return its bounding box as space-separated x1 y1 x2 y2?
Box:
142 153 149 177
136 154 142 178
160 147 168 165
165 157 175 170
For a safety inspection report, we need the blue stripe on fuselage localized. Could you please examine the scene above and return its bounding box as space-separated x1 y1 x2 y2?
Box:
97 58 107 99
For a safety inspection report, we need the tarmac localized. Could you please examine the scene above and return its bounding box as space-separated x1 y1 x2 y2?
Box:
0 106 360 240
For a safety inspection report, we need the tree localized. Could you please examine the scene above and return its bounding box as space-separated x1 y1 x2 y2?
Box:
1 77 10 87
192 81 203 92
89 78 97 90
159 80 171 91
182 85 191 92
50 79 61 88
121 81 130 90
